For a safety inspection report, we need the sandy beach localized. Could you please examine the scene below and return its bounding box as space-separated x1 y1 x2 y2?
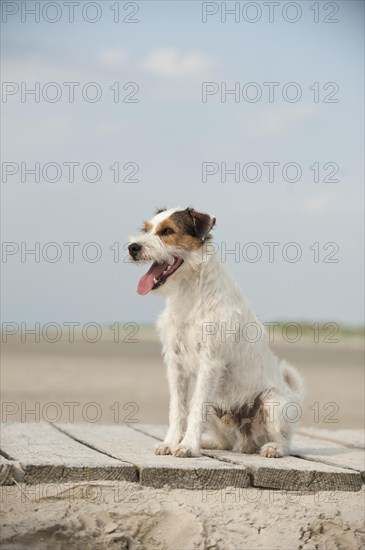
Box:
1 331 364 429
1 481 365 550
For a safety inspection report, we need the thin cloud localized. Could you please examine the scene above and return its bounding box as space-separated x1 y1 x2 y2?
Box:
142 48 215 78
305 192 331 212
97 48 128 68
254 104 318 136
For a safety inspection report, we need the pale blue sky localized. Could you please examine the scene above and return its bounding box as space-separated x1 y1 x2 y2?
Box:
1 0 364 325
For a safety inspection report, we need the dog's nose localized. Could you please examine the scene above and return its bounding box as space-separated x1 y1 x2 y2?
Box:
128 242 142 258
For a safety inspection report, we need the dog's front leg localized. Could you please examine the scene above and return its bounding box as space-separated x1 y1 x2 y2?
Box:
174 361 218 458
155 361 189 455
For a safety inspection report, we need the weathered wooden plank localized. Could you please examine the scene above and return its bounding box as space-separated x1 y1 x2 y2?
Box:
0 456 16 485
292 434 365 479
132 424 168 440
2 422 362 491
0 423 137 484
298 428 365 449
58 423 249 489
134 424 362 492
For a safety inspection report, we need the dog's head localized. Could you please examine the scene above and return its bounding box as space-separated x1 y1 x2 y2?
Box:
128 207 216 295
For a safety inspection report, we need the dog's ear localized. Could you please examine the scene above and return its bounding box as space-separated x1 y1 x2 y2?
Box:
186 208 216 241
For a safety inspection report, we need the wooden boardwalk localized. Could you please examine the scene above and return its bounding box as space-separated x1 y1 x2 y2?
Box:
0 423 364 491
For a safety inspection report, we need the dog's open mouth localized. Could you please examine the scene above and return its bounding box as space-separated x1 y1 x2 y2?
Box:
137 257 184 295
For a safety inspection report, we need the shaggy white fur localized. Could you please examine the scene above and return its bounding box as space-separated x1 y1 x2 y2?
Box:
128 207 304 458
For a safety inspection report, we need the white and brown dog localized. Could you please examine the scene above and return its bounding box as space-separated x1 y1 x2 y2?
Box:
128 207 304 458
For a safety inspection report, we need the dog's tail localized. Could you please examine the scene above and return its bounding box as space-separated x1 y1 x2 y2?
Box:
280 360 305 404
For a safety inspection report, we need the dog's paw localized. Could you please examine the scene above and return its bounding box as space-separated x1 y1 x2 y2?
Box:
155 443 173 455
173 444 199 458
260 442 284 458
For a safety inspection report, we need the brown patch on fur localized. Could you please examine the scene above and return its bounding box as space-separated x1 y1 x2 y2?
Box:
185 208 216 240
143 221 153 233
155 208 215 250
214 393 266 436
283 368 299 393
155 216 202 250
220 414 236 428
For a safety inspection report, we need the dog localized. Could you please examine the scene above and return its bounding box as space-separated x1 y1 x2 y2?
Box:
128 207 304 458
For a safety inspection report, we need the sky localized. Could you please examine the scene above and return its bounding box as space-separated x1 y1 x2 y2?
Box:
1 0 364 327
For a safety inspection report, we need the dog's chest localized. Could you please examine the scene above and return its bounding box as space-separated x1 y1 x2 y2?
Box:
158 310 204 375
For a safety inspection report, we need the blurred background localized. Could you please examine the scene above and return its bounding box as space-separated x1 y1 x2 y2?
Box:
1 0 364 429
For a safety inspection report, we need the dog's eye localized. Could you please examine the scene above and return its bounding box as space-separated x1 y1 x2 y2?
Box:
161 227 174 236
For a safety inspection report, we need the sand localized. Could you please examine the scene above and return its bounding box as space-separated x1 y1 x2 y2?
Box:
1 482 365 550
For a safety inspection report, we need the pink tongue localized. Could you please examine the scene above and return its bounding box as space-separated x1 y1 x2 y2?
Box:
137 262 169 295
